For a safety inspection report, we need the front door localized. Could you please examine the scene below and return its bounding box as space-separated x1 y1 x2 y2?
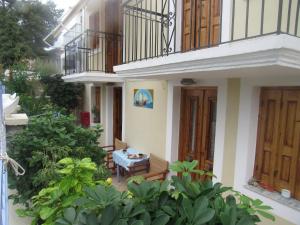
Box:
254 87 300 200
178 87 217 174
113 87 123 140
182 0 221 51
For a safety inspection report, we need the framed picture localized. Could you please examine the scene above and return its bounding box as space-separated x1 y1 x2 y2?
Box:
133 89 154 109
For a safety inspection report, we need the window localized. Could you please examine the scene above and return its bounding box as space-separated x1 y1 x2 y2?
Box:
254 87 300 200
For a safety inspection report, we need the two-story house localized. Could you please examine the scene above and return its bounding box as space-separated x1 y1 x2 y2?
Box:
45 0 124 145
46 0 300 224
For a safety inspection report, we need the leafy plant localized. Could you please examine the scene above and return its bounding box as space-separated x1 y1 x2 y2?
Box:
56 161 275 225
8 111 107 206
18 158 108 225
41 74 84 112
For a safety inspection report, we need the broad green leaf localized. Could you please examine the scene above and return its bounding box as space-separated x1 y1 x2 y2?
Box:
151 214 170 225
40 207 57 220
256 210 275 221
63 208 76 223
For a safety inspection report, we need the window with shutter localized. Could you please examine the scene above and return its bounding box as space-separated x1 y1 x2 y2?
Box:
254 87 300 200
182 0 221 52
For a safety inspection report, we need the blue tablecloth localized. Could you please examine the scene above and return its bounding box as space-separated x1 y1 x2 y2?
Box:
112 148 149 170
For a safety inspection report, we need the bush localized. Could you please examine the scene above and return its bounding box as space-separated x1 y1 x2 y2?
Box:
55 161 275 225
1 63 33 95
41 74 83 112
18 157 110 225
18 95 52 116
8 111 107 206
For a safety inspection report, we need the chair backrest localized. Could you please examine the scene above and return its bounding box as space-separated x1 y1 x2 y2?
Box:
114 138 127 150
149 154 168 173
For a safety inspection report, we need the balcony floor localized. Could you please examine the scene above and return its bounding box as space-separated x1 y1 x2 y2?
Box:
114 34 300 80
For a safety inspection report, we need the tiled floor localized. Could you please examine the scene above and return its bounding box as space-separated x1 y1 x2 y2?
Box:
112 175 128 192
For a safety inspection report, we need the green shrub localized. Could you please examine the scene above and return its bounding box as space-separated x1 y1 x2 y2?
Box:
18 95 53 116
1 63 33 95
41 74 83 112
56 161 275 225
8 112 107 206
17 157 110 225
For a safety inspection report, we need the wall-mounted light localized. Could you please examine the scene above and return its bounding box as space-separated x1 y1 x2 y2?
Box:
106 82 115 86
181 78 196 86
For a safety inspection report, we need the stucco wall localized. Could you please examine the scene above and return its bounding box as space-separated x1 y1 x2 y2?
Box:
223 78 298 225
233 0 300 39
221 78 240 187
124 80 168 159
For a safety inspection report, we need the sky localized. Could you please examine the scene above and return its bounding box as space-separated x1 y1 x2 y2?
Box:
40 0 78 11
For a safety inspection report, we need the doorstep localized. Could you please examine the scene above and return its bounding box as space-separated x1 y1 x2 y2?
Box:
245 184 300 212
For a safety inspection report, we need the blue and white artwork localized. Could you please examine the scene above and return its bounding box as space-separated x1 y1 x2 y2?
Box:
134 89 154 109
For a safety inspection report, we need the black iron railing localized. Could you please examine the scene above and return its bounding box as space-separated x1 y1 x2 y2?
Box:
122 0 300 64
122 0 177 63
231 0 300 41
64 30 122 75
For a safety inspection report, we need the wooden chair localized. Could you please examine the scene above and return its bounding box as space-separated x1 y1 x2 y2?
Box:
127 154 169 181
143 154 169 181
102 138 127 173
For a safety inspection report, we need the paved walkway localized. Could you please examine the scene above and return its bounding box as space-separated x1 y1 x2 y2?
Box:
112 175 127 192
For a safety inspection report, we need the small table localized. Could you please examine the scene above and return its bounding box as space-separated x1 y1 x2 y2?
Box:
112 148 149 182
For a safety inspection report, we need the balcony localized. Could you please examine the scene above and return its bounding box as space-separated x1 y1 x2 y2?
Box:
115 0 300 78
64 30 123 76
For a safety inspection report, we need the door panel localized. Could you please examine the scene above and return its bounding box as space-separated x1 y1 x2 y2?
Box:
201 89 217 171
182 0 221 51
179 88 217 175
94 87 101 123
89 12 100 49
274 90 300 195
254 89 281 186
255 88 300 200
113 87 123 140
179 88 204 163
182 0 195 51
105 0 122 73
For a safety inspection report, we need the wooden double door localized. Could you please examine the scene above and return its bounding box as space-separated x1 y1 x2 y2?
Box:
179 88 217 173
254 87 300 200
88 0 122 73
182 0 221 51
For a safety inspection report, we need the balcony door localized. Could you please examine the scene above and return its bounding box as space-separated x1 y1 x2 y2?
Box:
105 0 123 73
182 0 221 51
178 88 217 175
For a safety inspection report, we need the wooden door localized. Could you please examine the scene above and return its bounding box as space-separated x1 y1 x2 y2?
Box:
178 88 217 174
182 0 221 51
94 87 101 123
254 89 282 187
105 0 122 73
89 11 100 49
255 88 300 200
113 87 123 140
274 90 300 195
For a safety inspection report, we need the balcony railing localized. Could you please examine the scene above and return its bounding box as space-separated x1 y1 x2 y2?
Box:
122 0 177 63
122 0 300 64
64 30 122 75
